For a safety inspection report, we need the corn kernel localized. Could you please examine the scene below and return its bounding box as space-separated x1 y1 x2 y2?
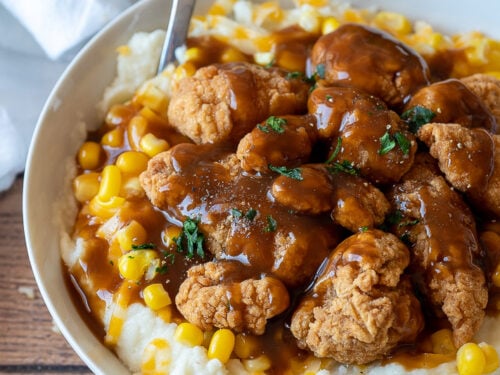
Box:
97 165 122 201
208 3 227 16
492 264 500 288
116 220 148 251
221 48 247 63
373 11 412 35
157 306 172 323
479 342 500 373
277 50 306 72
174 62 197 81
185 47 204 62
140 106 169 127
162 226 182 248
140 133 170 157
88 195 125 219
322 17 340 35
254 52 275 66
456 342 486 375
234 333 260 359
116 45 131 56
208 329 235 364
116 151 149 176
431 328 456 355
128 115 149 151
136 83 169 114
73 172 100 203
77 141 102 170
243 355 271 372
174 322 204 347
118 250 158 281
143 283 172 311
105 104 135 127
101 127 124 148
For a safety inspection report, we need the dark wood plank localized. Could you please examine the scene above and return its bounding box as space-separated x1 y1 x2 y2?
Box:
0 177 91 373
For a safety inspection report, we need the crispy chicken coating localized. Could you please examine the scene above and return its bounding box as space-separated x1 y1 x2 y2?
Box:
310 23 429 108
270 165 390 231
404 79 497 133
236 115 317 173
309 86 417 184
167 62 310 144
176 261 289 335
388 163 488 347
290 230 423 364
469 135 500 217
462 73 500 131
418 123 495 194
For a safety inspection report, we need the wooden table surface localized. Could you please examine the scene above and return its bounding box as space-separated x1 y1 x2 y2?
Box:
0 177 91 374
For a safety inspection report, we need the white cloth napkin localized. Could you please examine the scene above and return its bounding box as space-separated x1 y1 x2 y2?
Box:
0 0 136 192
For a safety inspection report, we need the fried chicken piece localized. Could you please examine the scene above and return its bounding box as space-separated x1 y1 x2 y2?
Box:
462 73 500 131
236 115 317 173
469 135 500 217
176 261 289 335
388 165 488 347
270 165 390 231
167 62 310 144
310 23 429 108
141 143 341 287
404 79 497 133
418 123 495 194
290 230 423 364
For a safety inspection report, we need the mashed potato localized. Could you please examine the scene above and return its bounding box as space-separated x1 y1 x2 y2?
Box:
62 1 500 374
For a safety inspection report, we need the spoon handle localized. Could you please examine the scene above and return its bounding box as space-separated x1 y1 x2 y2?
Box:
157 0 196 74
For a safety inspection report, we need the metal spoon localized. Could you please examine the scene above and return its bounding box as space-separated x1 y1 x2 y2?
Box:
157 0 196 74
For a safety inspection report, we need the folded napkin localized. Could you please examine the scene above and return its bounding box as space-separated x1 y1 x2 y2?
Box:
0 0 136 192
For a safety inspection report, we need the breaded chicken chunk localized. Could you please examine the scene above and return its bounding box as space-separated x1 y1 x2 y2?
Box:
470 135 500 217
167 62 310 144
236 115 317 173
404 79 497 133
388 163 488 347
310 23 429 108
418 123 495 194
270 165 390 231
462 73 500 130
176 261 289 335
290 230 423 364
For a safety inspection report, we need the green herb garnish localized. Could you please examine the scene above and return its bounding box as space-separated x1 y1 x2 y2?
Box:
316 64 326 79
401 105 436 133
257 116 287 134
326 160 359 176
394 132 411 155
269 165 303 180
386 210 403 225
231 208 243 218
264 215 277 232
379 131 397 155
286 71 303 79
325 137 342 164
245 208 257 221
175 218 205 259
360 226 369 232
132 243 156 250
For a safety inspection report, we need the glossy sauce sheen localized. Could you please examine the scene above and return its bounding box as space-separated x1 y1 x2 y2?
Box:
67 23 500 374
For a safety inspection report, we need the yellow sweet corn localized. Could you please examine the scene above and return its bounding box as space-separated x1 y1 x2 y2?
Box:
135 83 169 114
373 11 412 35
162 226 182 248
479 342 500 373
101 127 124 148
73 172 100 203
115 220 148 252
157 306 172 323
221 48 247 63
456 342 486 375
208 329 235 364
105 281 136 345
322 17 341 35
118 250 158 282
115 151 149 176
97 165 122 201
128 115 149 151
277 50 305 72
88 195 125 219
431 328 456 355
140 106 169 127
77 141 102 170
143 283 172 311
174 322 204 347
185 47 204 63
234 333 259 359
243 355 271 372
174 62 197 81
140 133 169 158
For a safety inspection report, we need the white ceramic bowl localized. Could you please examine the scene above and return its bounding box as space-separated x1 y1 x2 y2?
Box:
23 0 500 374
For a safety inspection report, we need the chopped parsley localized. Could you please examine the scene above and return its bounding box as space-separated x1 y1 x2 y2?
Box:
231 208 243 218
326 160 359 175
378 131 411 155
269 164 303 180
155 265 168 274
360 226 369 232
286 71 303 80
386 210 404 225
326 94 333 101
132 243 156 250
325 137 342 164
316 64 326 79
175 218 205 259
155 253 175 275
264 215 278 232
257 116 287 134
401 105 436 133
245 208 257 221
399 219 420 228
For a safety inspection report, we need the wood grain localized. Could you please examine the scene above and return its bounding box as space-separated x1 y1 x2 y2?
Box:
0 177 91 374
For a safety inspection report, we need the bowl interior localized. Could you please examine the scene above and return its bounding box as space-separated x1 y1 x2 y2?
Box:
22 0 500 374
